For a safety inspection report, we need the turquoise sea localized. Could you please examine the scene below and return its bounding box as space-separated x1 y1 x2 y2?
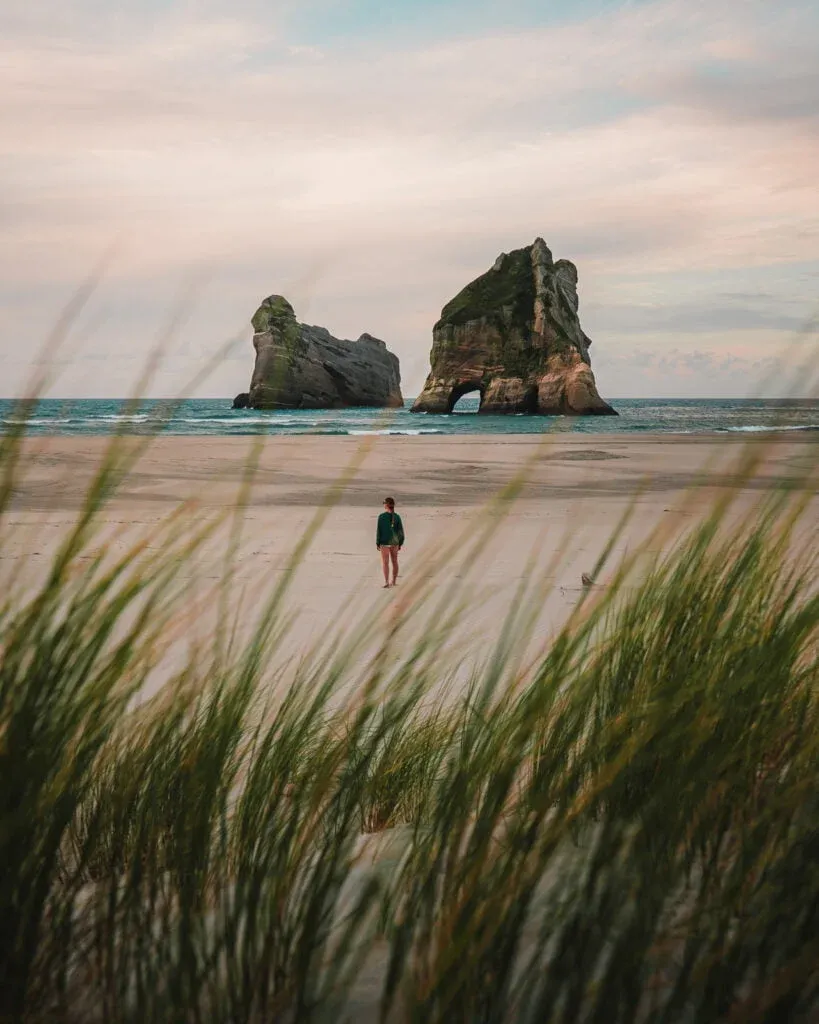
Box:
1 397 818 437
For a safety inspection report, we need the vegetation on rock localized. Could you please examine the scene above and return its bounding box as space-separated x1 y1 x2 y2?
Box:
435 246 535 333
251 294 299 334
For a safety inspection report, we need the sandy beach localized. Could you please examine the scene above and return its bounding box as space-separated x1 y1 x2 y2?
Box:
3 430 819 1019
5 432 817 681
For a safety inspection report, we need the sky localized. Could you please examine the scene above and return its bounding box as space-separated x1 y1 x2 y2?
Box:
1 0 818 399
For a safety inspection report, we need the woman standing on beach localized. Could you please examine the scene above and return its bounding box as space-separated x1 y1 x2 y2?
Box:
376 497 404 588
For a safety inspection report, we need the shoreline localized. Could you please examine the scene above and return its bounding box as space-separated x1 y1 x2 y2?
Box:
11 427 819 441
3 395 818 443
11 433 817 514
4 429 818 440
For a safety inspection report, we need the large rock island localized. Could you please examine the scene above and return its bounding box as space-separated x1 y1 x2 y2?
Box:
411 238 616 415
238 295 403 410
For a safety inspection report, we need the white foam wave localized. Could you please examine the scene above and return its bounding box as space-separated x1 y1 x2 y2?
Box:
724 424 818 433
94 414 151 422
3 414 153 427
347 428 444 436
2 417 76 425
177 416 320 426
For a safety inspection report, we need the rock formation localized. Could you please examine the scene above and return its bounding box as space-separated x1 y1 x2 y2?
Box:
411 239 616 415
243 295 403 410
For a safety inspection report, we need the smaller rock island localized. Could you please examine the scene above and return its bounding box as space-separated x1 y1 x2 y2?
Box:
236 295 403 410
412 238 616 416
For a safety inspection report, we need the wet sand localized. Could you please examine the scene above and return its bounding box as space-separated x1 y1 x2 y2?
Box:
5 432 817 679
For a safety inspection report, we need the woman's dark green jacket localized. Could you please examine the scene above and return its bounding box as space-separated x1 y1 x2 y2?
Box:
376 511 404 547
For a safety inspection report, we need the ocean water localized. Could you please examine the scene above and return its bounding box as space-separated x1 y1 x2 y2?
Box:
1 397 818 437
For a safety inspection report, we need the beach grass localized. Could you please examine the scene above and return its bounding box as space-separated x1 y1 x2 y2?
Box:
1 405 817 1023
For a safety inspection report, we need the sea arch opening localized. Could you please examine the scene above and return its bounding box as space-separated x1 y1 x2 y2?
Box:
449 382 485 414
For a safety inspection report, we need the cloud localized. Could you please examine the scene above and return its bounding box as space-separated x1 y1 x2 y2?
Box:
584 302 808 334
656 64 819 127
593 337 819 400
0 0 817 398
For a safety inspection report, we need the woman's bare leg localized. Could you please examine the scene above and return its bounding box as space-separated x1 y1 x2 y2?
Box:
389 546 399 586
380 546 391 586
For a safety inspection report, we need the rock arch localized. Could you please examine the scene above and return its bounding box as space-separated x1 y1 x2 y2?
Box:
411 239 616 417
